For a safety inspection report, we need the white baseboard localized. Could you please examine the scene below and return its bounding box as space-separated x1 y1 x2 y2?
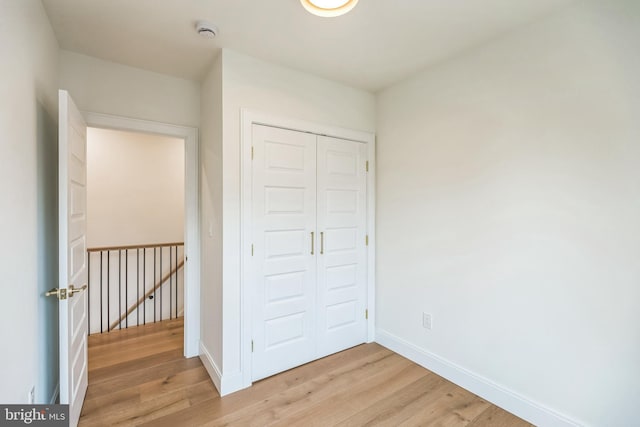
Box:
199 343 249 397
375 329 583 427
199 343 222 394
49 383 59 405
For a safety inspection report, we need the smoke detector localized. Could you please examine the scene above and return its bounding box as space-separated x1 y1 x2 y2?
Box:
196 21 218 38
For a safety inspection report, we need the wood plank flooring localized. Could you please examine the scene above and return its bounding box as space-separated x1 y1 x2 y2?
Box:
80 318 532 426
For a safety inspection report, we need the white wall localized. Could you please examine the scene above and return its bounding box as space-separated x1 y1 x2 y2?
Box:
0 0 60 404
205 49 376 390
199 53 224 379
86 127 184 247
59 50 200 128
376 1 640 426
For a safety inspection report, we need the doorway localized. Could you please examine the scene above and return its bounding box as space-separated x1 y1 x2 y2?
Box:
86 127 185 337
84 112 200 357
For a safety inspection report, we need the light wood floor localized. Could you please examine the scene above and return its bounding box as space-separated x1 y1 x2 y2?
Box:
80 318 532 426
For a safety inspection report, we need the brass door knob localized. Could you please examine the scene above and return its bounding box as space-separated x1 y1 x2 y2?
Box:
69 284 87 297
45 288 67 300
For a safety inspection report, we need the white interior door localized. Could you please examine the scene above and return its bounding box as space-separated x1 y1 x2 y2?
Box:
251 124 318 381
316 136 368 357
58 90 88 426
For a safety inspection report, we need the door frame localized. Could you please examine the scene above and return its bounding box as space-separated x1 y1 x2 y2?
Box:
240 109 376 388
83 112 200 358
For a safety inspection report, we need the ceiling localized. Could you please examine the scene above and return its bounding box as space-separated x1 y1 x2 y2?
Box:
41 0 573 92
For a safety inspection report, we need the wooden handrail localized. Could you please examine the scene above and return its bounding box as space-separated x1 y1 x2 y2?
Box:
88 242 184 253
108 260 185 331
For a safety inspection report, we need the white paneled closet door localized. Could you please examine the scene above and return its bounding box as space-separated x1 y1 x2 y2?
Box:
252 124 318 381
316 136 368 358
251 124 368 382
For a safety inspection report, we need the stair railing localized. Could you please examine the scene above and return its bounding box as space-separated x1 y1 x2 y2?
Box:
86 242 184 334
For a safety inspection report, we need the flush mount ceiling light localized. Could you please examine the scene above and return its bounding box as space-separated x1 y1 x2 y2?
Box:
300 0 359 17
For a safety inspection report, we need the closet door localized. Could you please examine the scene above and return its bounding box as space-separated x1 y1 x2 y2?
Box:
251 124 318 381
316 136 368 357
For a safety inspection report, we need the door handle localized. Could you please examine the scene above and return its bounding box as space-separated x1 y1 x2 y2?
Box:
311 232 315 255
69 284 87 297
320 232 324 255
45 288 67 300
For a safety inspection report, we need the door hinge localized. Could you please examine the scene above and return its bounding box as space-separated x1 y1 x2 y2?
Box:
251 146 254 160
251 244 254 256
365 309 369 320
366 160 369 172
365 235 369 246
251 340 254 352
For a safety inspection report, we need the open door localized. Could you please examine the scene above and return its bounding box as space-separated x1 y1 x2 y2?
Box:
47 90 88 426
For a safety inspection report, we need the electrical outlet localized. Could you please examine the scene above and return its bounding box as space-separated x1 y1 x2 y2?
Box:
422 312 432 330
28 386 35 404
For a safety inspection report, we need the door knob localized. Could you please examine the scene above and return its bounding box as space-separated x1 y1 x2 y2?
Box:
45 288 67 300
69 284 87 297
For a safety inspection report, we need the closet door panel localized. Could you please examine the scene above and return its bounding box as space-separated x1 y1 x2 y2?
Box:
251 124 317 381
316 136 368 358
